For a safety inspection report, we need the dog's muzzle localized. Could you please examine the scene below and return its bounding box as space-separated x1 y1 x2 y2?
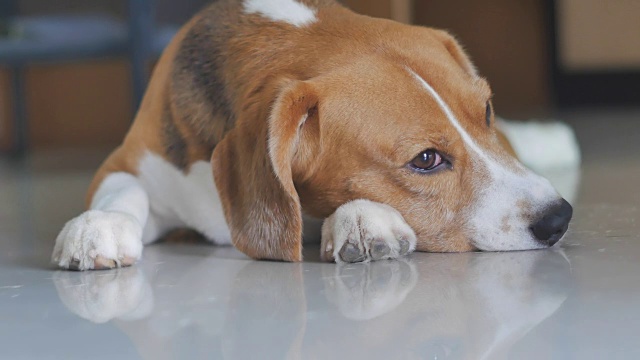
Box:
530 199 573 246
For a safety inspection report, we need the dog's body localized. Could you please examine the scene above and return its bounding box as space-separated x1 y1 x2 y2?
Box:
53 0 573 270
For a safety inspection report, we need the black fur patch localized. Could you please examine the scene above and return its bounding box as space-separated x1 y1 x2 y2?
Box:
162 106 188 170
172 10 235 134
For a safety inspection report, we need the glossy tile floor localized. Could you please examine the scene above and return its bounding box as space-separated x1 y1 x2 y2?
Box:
1 109 639 359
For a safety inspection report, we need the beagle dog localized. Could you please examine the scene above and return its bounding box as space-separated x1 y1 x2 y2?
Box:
52 0 573 270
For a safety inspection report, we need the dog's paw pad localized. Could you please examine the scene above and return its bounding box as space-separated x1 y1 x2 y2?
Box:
370 239 391 260
339 242 366 263
68 258 81 271
94 256 117 270
121 256 137 267
398 237 411 255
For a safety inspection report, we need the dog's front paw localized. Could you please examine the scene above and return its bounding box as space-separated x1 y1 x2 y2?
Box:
52 210 143 271
321 200 417 263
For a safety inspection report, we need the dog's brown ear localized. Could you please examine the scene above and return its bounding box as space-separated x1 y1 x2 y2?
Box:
211 80 319 261
433 29 478 77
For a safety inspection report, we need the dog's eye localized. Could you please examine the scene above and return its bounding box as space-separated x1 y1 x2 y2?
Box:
409 149 445 173
485 101 492 127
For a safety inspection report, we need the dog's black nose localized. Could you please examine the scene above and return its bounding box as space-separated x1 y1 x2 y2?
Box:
530 199 573 246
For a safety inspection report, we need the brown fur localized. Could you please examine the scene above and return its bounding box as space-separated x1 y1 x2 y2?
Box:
86 0 521 260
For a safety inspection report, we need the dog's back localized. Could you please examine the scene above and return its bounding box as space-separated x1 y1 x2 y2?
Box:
116 0 343 175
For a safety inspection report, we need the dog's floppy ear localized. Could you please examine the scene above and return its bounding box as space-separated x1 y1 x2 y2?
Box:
212 80 319 261
432 29 478 77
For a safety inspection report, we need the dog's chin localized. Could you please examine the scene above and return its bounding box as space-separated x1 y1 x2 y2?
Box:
472 234 551 252
413 228 565 252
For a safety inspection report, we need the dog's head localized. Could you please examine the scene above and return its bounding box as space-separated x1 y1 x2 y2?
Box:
213 18 572 260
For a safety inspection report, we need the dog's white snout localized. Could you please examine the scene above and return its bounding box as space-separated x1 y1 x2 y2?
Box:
469 164 569 251
526 172 560 202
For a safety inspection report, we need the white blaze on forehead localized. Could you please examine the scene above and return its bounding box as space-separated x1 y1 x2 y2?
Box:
406 68 496 169
243 0 317 27
406 68 532 178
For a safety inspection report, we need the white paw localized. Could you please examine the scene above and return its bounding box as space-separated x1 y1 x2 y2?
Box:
52 210 143 271
321 200 417 263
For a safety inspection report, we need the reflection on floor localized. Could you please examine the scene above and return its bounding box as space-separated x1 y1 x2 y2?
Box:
1 109 639 359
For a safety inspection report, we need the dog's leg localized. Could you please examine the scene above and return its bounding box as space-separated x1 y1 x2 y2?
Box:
52 172 149 271
320 200 417 263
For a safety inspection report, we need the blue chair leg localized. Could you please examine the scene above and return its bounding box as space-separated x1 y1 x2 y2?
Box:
11 67 28 156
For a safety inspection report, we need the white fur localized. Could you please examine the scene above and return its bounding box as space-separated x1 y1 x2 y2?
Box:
321 199 417 263
53 152 232 270
243 0 317 27
498 118 582 203
408 69 500 169
407 69 563 251
137 152 232 245
52 173 147 270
